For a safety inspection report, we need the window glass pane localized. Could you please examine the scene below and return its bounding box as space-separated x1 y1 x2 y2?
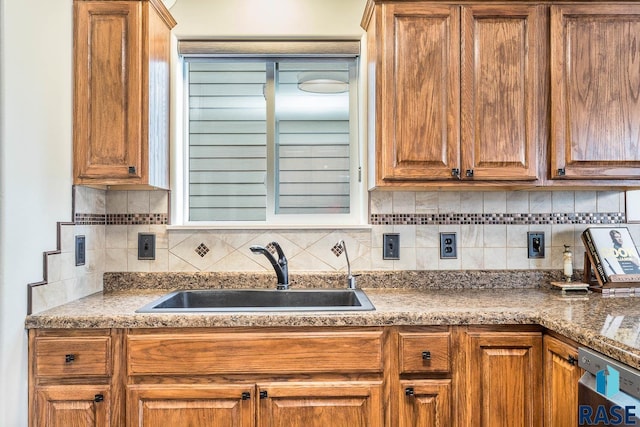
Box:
275 61 352 214
188 62 267 221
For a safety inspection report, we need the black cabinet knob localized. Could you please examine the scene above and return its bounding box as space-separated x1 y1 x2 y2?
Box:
422 351 431 360
65 354 76 363
241 392 251 400
405 387 415 397
259 391 268 399
568 355 578 366
94 394 104 403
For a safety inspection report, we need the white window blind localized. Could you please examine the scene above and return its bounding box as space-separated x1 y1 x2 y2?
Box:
183 50 359 223
188 62 267 221
276 62 351 214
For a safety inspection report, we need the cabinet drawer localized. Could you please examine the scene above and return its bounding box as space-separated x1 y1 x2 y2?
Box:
35 337 111 377
399 332 450 374
127 330 384 376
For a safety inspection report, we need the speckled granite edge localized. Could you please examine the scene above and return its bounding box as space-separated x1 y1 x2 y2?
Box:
24 286 640 370
103 270 569 292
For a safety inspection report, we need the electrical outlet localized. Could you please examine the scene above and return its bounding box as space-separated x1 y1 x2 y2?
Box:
138 233 156 260
75 235 86 266
440 233 457 259
383 233 400 260
528 232 545 258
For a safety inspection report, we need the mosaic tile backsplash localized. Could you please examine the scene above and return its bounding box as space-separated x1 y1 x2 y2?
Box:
30 186 640 313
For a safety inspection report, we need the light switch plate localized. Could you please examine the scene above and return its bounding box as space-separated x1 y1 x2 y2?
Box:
75 235 86 266
138 233 156 260
383 233 400 260
528 232 545 258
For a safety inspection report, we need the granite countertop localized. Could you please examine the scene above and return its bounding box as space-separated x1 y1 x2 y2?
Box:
25 272 640 371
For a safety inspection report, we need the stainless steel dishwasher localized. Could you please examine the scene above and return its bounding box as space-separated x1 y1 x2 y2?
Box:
578 347 640 426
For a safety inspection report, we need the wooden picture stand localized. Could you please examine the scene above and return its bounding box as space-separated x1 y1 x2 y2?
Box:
583 251 640 293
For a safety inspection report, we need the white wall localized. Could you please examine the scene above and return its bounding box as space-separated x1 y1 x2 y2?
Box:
0 0 73 424
170 0 367 38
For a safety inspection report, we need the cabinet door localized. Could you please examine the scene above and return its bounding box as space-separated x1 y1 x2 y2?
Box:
465 331 543 427
399 380 451 427
74 1 143 182
378 3 460 181
461 5 543 181
543 335 582 427
257 381 383 427
34 385 110 427
551 4 640 179
126 384 254 427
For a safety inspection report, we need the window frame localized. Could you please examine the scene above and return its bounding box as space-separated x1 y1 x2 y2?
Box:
172 41 366 228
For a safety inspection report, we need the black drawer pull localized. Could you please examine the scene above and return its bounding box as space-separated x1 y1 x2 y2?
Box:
422 351 431 360
568 355 578 366
241 392 251 400
65 354 76 363
260 391 268 399
405 387 415 397
94 394 104 403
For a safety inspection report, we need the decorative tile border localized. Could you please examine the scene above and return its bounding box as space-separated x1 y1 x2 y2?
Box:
78 211 626 226
370 212 626 225
73 213 106 225
74 213 169 225
107 213 168 225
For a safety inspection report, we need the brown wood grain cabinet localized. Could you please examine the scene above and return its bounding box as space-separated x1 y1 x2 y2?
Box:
550 4 640 181
30 326 580 426
29 329 123 427
363 0 640 188
127 384 255 427
543 334 583 427
73 0 176 188
362 1 543 188
463 327 543 427
125 328 385 427
393 327 458 427
35 384 112 427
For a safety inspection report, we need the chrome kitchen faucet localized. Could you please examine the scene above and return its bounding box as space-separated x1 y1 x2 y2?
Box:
332 240 357 289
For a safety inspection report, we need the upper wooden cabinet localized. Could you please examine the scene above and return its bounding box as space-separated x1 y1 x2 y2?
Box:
73 0 176 188
550 4 640 181
363 0 640 188
363 2 543 187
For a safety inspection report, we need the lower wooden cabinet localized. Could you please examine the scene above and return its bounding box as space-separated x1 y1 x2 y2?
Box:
126 381 382 427
34 384 111 427
464 328 543 427
127 384 254 427
29 329 122 427
258 382 383 427
543 334 582 427
30 325 583 427
399 380 452 427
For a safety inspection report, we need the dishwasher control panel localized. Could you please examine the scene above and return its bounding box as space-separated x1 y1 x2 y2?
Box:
579 347 640 400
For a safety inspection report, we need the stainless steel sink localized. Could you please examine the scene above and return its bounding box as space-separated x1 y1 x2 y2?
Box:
136 289 375 312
